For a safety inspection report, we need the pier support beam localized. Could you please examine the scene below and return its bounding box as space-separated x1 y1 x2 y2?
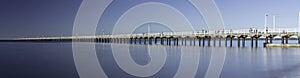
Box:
139 38 142 44
281 37 285 44
130 38 133 44
144 38 147 44
149 38 152 45
117 38 121 43
225 38 227 47
219 37 222 47
298 36 300 44
198 37 201 46
208 36 211 47
193 38 196 46
255 37 259 47
175 38 178 46
134 38 137 44
176 38 179 46
251 37 254 47
230 37 233 47
120 38 122 43
237 37 240 47
286 37 289 44
181 38 184 46
242 37 246 47
161 37 164 45
185 38 187 46
168 38 171 45
166 38 168 45
203 37 205 46
270 37 273 43
213 37 216 46
154 38 157 44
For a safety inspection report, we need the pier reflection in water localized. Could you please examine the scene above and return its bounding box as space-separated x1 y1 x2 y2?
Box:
0 40 300 78
97 40 300 78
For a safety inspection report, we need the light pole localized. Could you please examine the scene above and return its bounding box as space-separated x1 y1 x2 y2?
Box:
102 29 104 35
273 15 276 32
264 14 268 35
298 12 300 44
298 12 300 35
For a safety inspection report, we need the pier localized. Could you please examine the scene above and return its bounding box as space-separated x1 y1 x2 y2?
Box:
12 28 300 48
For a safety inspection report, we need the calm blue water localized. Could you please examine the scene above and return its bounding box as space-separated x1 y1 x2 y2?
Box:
1 40 300 78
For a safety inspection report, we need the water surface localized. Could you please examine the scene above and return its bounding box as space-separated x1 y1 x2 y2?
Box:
1 40 300 78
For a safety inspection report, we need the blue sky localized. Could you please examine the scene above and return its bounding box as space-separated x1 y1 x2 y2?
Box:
217 0 300 29
1 0 300 38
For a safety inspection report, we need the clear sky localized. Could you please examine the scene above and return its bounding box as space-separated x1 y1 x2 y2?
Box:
1 0 300 38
